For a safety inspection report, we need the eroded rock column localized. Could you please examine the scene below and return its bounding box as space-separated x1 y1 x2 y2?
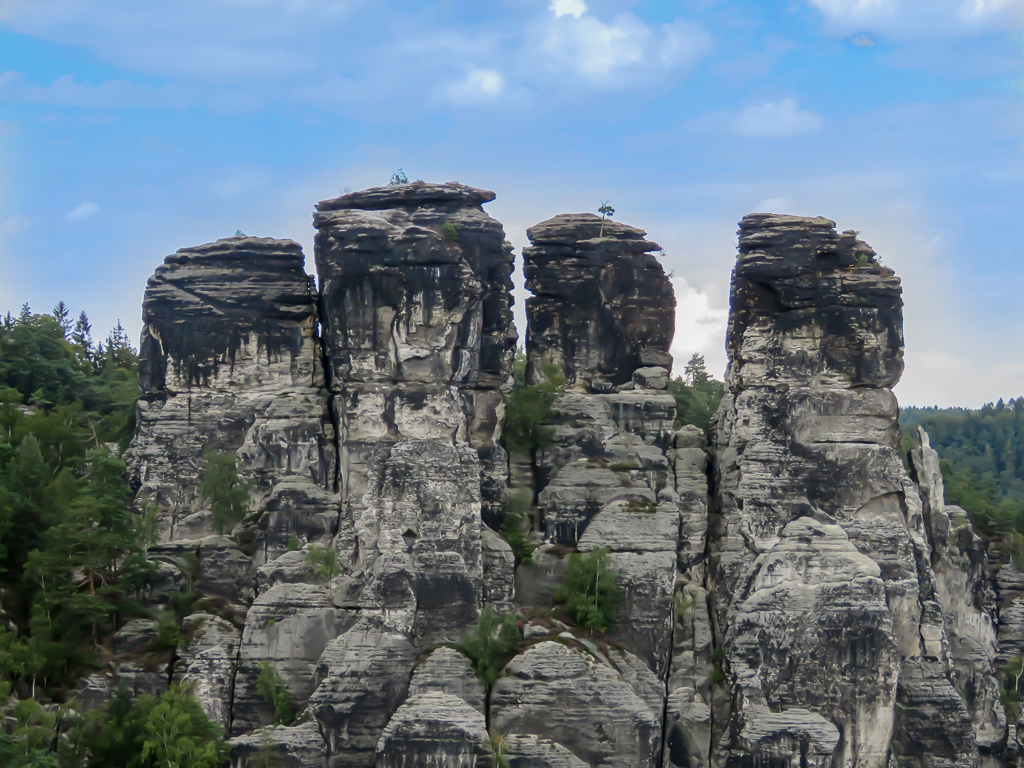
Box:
709 214 977 767
126 237 337 732
309 182 516 766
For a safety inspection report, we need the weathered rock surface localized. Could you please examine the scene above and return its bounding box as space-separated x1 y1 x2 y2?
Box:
128 236 336 558
122 197 1020 768
708 214 993 767
375 692 492 768
490 641 661 768
523 213 674 390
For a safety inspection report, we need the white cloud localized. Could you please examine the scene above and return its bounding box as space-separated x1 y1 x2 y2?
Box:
535 13 712 81
670 276 729 380
807 0 1024 38
731 98 823 138
550 0 586 19
66 202 99 221
0 0 360 78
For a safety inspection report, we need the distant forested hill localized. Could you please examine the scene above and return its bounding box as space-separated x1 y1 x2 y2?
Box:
901 398 1024 534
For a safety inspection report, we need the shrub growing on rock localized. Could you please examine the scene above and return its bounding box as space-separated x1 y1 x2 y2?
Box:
199 449 250 535
256 661 294 726
458 606 521 685
502 362 565 453
554 548 620 633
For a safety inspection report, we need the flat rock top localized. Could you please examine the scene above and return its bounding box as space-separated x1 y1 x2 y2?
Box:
168 236 304 262
316 182 495 212
526 213 653 246
739 213 837 231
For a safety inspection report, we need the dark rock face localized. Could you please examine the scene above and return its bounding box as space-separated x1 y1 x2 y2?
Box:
138 237 316 392
523 213 674 390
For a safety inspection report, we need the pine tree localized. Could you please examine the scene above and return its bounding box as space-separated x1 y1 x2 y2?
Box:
51 302 72 338
71 312 93 354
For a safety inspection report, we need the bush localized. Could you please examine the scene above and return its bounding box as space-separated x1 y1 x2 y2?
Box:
199 450 250 535
502 506 535 566
554 548 620 633
502 362 565 453
440 221 459 242
305 546 341 582
458 606 521 685
256 661 294 726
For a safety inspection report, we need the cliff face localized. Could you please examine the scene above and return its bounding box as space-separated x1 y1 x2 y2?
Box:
116 192 1017 768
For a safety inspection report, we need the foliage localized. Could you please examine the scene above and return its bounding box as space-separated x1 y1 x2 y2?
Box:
502 361 566 454
199 450 250 535
304 546 341 582
388 169 409 186
256 661 294 726
502 495 535 567
286 536 300 552
667 354 724 435
486 731 511 768
440 221 459 242
458 606 521 685
1001 656 1023 720
597 201 614 237
0 680 227 768
901 399 1024 549
554 548 620 633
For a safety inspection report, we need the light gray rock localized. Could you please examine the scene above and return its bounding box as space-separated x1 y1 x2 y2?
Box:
375 692 492 768
308 617 417 768
230 721 327 768
633 366 669 390
709 215 972 767
174 614 241 727
490 641 660 768
501 734 589 768
408 647 487 715
232 584 353 735
126 236 335 557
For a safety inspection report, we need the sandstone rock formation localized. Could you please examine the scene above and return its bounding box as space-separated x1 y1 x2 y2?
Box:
708 214 1002 767
121 192 1018 768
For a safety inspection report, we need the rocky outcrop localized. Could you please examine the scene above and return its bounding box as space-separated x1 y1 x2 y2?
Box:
519 214 680 683
708 214 997 767
122 193 1020 768
128 236 335 562
490 641 661 768
523 213 674 390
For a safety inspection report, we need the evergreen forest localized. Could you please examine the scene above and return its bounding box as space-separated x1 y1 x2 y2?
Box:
0 304 228 768
901 400 1024 547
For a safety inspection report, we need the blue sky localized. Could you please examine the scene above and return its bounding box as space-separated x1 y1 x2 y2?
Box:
1 0 1022 407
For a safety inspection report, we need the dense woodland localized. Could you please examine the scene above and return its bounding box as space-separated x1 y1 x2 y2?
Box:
901 401 1024 544
0 305 227 767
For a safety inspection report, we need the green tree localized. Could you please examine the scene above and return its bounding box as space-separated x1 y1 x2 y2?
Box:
459 606 520 685
555 548 620 633
304 546 340 582
502 362 566 454
256 662 294 725
199 449 250 535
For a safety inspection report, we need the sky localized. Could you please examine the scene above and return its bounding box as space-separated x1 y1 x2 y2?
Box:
0 0 1022 408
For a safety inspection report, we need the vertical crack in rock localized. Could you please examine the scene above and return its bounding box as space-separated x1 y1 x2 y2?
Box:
119 201 1013 768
